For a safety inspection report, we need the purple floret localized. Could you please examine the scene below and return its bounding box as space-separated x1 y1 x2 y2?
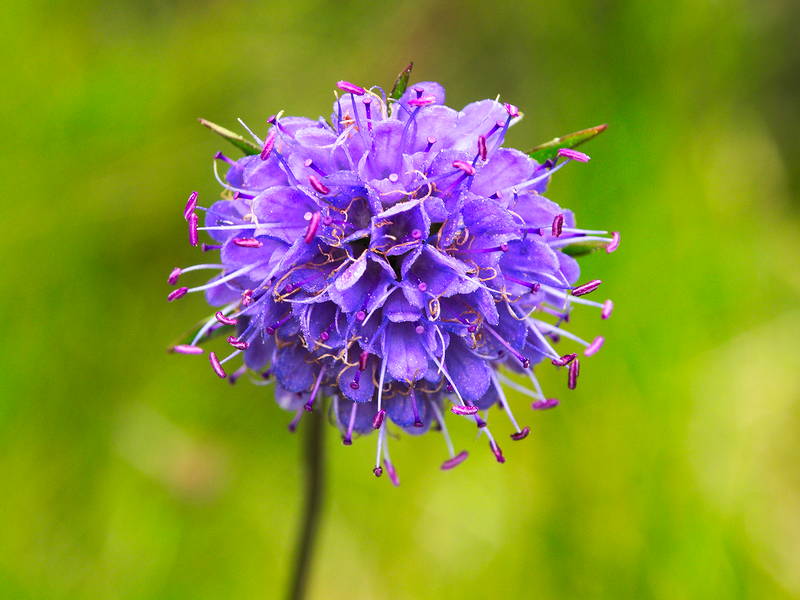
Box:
168 79 619 483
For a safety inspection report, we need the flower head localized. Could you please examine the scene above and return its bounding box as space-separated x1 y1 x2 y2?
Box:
168 77 618 484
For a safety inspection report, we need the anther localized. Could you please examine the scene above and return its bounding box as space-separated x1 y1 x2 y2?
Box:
451 405 478 416
557 148 590 162
489 440 506 463
584 336 605 356
568 359 580 389
441 451 469 470
350 370 361 390
183 191 198 221
411 229 422 240
384 459 400 486
303 158 327 177
504 103 520 117
572 279 602 297
408 95 435 107
337 81 366 96
209 351 226 378
304 211 321 243
202 243 222 252
260 129 277 161
606 231 621 253
478 135 487 160
171 344 203 355
359 350 369 371
233 237 263 248
188 213 199 246
415 325 424 334
168 267 181 285
452 160 476 176
532 398 559 410
425 136 436 152
167 287 188 302
551 353 577 367
373 466 383 477
356 310 366 321
241 289 253 306
552 213 564 237
214 151 235 166
511 426 530 441
215 311 238 326
308 175 329 195
601 299 614 320
227 336 249 350
372 409 386 430
266 315 291 335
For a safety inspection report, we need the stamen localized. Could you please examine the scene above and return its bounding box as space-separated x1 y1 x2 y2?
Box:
572 279 602 296
451 405 478 416
532 399 559 410
350 369 361 390
303 159 327 177
168 267 181 285
601 299 614 319
552 213 564 237
568 359 580 389
266 314 292 335
441 451 469 470
214 151 236 166
408 95 435 107
484 324 530 368
337 81 366 96
504 103 520 118
489 439 505 463
410 388 423 427
372 409 386 430
183 191 198 220
188 213 199 246
288 408 303 433
209 351 226 378
304 366 327 411
202 243 222 252
343 401 357 445
511 426 530 441
308 175 330 195
171 344 203 355
363 96 373 132
260 129 277 160
452 160 476 176
167 287 188 302
504 275 541 292
477 135 487 160
551 353 577 367
557 148 590 162
227 336 249 350
606 231 621 253
233 237 263 248
383 458 400 486
304 211 321 243
584 336 604 356
215 311 238 325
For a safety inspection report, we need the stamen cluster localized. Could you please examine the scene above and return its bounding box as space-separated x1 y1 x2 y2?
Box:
167 79 619 484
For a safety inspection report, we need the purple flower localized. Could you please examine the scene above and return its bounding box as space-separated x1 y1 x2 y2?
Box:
168 78 618 484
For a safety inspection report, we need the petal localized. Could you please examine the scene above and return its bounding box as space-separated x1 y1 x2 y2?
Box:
382 323 429 382
444 337 491 403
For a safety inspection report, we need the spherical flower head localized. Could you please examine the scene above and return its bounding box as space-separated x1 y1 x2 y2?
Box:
167 77 618 484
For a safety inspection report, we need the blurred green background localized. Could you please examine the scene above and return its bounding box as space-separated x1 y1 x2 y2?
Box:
2 0 799 598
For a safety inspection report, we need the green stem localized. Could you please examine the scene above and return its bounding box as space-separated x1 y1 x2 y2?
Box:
286 408 325 600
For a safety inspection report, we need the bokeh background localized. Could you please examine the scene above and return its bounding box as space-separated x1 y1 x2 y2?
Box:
2 0 799 598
